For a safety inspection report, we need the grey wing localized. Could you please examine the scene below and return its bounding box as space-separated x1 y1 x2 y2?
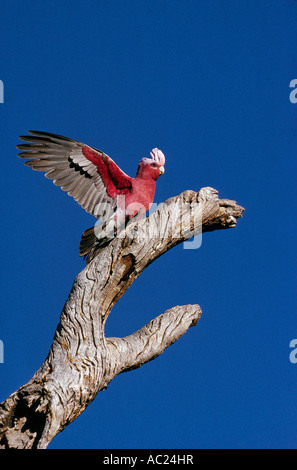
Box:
17 131 117 218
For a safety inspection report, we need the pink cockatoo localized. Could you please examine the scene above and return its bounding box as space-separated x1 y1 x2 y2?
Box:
17 131 165 262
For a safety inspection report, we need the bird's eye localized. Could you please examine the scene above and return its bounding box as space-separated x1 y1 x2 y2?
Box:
151 162 157 168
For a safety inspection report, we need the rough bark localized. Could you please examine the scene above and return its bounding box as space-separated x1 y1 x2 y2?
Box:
0 187 244 449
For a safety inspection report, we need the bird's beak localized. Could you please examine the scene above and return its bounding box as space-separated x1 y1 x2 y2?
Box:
159 166 165 175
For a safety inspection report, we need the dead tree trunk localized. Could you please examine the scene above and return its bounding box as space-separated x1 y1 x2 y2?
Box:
0 187 244 449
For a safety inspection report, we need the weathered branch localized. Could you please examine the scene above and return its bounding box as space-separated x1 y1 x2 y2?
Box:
0 187 244 449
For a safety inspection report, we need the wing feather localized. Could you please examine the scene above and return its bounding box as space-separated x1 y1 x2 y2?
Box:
17 131 133 218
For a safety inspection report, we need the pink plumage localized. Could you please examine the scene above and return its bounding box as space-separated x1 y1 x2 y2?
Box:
17 131 165 262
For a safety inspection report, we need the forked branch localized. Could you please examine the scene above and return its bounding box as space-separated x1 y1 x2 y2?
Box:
0 187 244 449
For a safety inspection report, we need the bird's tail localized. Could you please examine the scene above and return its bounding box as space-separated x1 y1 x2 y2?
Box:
79 227 97 260
79 219 117 263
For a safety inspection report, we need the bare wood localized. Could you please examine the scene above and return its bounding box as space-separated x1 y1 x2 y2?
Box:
0 187 244 449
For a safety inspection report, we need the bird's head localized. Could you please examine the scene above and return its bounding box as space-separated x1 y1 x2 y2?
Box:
137 148 165 180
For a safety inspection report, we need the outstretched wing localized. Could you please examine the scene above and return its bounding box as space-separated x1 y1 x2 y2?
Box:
17 131 133 217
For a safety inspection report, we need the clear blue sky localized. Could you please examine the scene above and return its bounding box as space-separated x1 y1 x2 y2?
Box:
0 0 296 449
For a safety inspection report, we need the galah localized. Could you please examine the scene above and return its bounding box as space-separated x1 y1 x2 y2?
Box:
17 131 165 262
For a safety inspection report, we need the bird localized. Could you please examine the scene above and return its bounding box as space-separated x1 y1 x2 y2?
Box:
17 131 165 263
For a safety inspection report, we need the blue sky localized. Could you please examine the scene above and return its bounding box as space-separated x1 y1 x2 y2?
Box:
0 0 296 449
